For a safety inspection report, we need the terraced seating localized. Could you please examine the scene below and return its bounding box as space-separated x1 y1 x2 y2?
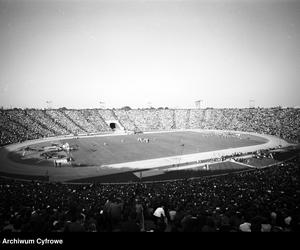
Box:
45 110 86 134
0 108 299 146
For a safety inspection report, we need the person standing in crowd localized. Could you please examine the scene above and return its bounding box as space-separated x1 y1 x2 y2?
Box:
135 197 145 232
153 204 168 232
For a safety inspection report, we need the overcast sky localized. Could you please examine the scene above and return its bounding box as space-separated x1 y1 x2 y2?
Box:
0 0 299 109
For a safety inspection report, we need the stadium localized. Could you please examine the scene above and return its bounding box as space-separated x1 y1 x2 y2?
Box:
0 0 299 235
0 108 298 183
0 108 299 233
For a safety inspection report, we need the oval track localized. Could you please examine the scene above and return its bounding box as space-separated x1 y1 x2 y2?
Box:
0 129 292 182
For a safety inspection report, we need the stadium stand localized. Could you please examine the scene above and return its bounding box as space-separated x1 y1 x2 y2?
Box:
113 109 136 131
45 109 86 135
80 109 110 132
0 156 299 232
26 109 70 136
1 107 299 146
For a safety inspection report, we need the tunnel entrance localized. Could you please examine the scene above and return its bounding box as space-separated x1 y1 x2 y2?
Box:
109 123 116 130
105 120 124 132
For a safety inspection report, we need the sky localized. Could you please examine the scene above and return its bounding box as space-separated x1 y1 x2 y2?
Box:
0 0 299 109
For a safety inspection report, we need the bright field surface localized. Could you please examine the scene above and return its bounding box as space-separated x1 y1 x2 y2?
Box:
43 131 267 167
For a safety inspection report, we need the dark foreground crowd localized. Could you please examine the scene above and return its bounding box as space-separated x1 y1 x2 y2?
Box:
0 155 299 232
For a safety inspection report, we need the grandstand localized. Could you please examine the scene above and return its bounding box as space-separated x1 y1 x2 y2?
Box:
1 108 299 146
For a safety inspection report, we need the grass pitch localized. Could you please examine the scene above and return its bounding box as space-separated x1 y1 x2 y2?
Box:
58 131 266 167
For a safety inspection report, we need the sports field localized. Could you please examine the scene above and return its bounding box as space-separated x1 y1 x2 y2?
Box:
0 129 291 182
13 131 267 167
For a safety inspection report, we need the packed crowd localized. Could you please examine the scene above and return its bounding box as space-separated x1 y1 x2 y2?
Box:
44 110 87 135
0 107 299 146
0 155 299 232
80 109 110 132
113 109 137 131
0 109 42 145
26 109 70 136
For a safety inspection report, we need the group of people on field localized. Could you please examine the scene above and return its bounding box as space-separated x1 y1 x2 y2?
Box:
137 137 150 143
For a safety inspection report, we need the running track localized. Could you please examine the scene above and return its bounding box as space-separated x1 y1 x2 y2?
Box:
0 129 292 182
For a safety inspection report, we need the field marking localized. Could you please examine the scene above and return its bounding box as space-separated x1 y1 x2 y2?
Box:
225 160 258 169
